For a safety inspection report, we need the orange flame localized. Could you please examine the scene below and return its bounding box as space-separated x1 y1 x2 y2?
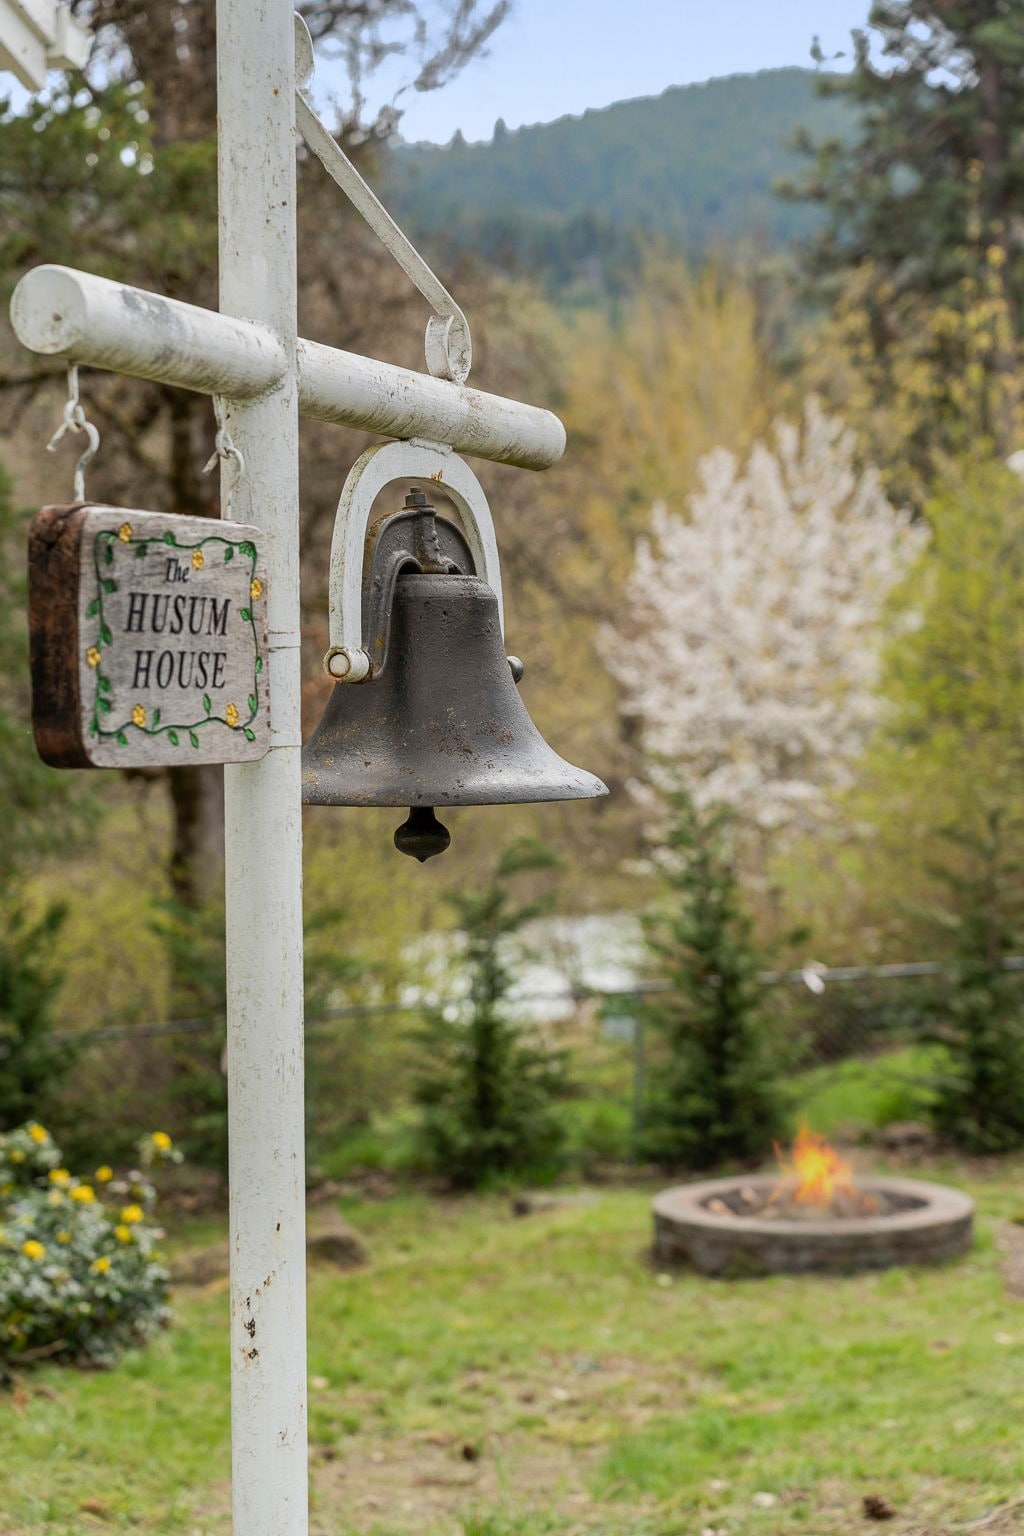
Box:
776 1124 855 1207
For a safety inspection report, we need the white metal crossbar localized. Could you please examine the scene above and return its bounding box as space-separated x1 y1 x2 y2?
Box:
11 264 565 471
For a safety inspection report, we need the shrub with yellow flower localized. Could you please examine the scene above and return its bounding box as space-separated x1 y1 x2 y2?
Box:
1 1121 173 1367
138 1129 183 1171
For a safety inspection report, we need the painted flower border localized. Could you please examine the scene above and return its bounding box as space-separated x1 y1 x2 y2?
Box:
85 522 264 749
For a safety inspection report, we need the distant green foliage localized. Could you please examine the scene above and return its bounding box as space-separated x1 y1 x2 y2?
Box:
144 897 364 1172
793 1047 941 1138
922 812 1024 1154
414 841 566 1188
861 463 1024 924
0 897 70 1134
0 468 87 868
381 68 853 291
639 794 785 1168
0 82 215 298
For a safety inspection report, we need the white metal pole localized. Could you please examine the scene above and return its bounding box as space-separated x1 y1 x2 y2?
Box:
217 2 308 1533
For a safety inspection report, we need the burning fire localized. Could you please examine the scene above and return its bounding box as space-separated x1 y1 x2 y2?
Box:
776 1125 856 1207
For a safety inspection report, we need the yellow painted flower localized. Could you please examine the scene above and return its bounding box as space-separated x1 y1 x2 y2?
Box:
114 1224 133 1244
95 1165 113 1184
225 702 239 728
120 1204 144 1225
90 1255 111 1275
131 704 146 728
86 646 102 668
70 1184 95 1204
151 1131 172 1151
21 1239 45 1261
27 1122 48 1144
249 577 263 601
192 548 205 570
57 1230 71 1245
48 1168 71 1187
117 522 133 542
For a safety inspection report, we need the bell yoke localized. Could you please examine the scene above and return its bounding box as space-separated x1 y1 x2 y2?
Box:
302 443 607 861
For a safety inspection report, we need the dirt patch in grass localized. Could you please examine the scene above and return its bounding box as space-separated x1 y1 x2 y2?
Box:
309 1431 603 1533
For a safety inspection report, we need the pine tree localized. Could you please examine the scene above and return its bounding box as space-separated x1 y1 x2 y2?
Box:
639 793 785 1169
790 2 1024 472
414 840 566 1189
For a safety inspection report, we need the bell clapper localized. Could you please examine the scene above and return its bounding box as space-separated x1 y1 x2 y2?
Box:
394 805 452 862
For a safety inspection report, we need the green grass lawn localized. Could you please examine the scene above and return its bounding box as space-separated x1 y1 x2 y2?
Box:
3 1154 1024 1535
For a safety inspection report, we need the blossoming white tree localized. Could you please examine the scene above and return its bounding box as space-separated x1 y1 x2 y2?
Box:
608 400 927 832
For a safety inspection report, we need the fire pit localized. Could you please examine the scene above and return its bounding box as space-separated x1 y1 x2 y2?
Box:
652 1128 974 1276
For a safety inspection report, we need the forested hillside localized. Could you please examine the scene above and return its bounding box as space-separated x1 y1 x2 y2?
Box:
381 68 853 286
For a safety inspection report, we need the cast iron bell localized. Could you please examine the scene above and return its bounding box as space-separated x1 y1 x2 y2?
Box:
302 483 607 860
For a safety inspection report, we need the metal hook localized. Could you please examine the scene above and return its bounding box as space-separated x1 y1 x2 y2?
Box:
203 395 246 513
46 364 101 503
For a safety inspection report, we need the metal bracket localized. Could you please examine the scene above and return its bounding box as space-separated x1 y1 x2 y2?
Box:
325 439 503 680
294 13 472 387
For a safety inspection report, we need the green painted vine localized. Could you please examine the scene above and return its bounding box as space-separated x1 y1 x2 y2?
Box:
86 521 264 749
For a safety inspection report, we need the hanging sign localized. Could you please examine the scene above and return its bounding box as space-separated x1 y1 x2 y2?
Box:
29 504 270 768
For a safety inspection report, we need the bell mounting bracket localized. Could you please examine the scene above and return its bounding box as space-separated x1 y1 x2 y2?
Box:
324 438 504 682
294 12 472 387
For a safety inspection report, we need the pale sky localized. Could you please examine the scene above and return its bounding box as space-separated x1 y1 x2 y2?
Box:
317 0 873 145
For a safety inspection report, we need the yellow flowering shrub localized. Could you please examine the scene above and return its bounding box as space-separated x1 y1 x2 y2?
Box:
0 1123 173 1367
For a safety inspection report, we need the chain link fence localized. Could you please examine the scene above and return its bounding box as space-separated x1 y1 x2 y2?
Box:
42 955 1024 1167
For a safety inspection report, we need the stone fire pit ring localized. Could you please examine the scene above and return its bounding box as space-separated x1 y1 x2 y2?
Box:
653 1174 974 1276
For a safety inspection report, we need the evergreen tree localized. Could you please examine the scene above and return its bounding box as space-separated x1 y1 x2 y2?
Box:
922 810 1024 1153
791 2 1024 472
414 840 566 1189
639 793 785 1169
